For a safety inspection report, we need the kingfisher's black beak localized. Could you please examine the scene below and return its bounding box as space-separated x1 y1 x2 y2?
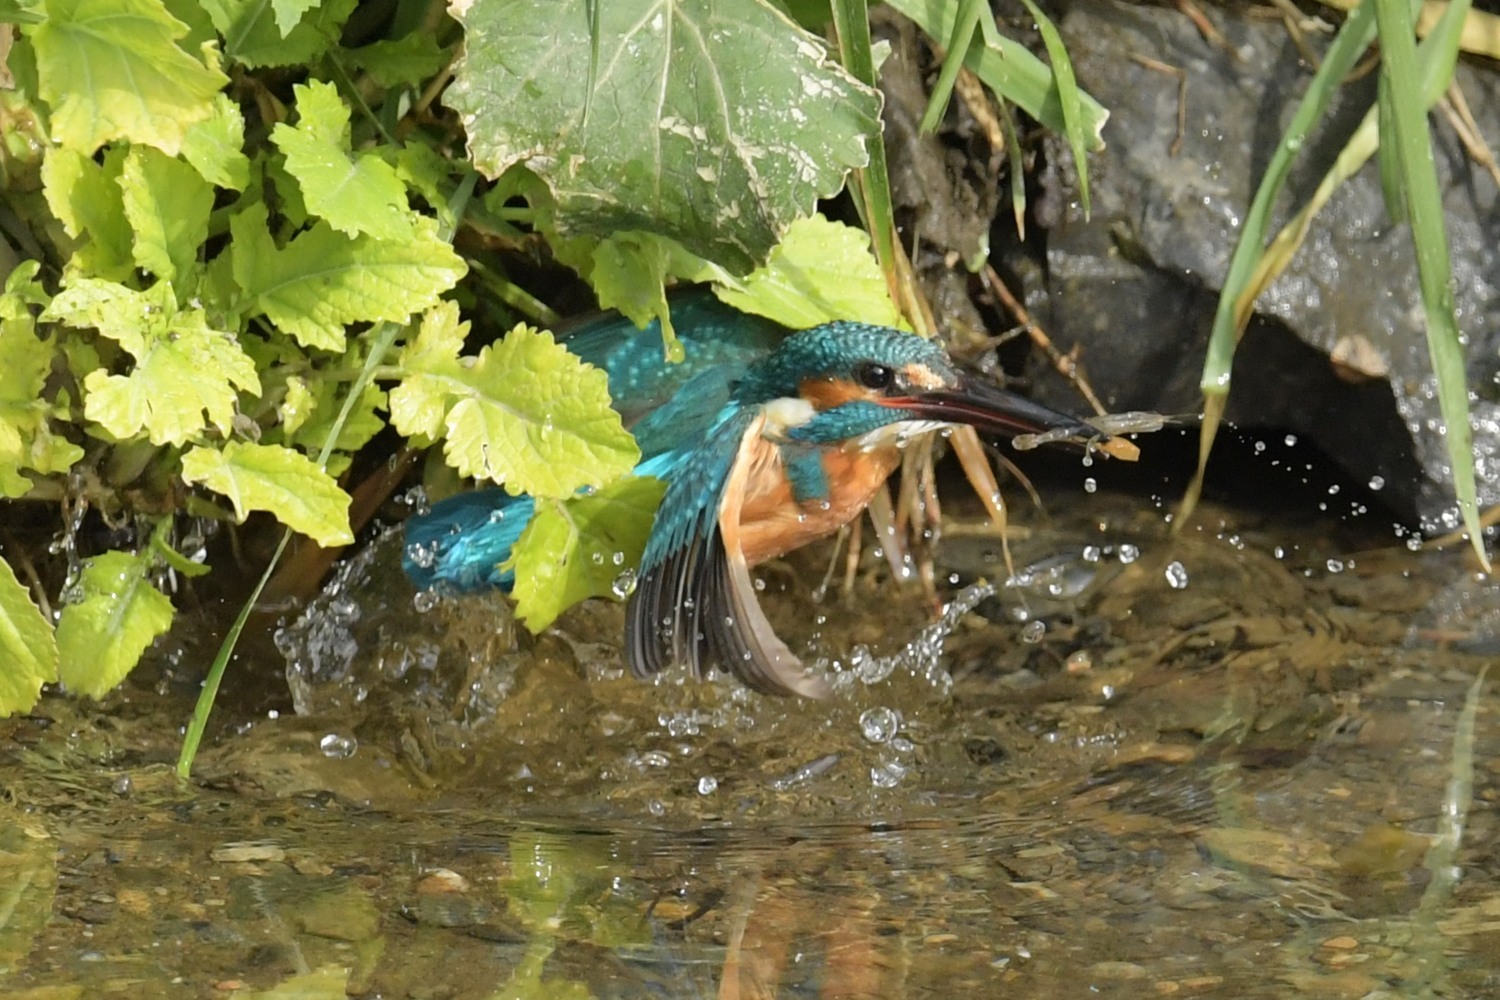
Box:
883 371 1101 442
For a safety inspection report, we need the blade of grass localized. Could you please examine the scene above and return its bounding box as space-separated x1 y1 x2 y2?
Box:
1178 0 1377 528
176 171 480 779
918 0 985 134
1012 0 1093 216
829 0 896 283
998 97 1027 238
1241 0 1470 317
1373 0 1488 568
885 0 1109 151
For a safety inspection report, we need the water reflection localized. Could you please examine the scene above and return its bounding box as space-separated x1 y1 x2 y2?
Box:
2 490 1498 997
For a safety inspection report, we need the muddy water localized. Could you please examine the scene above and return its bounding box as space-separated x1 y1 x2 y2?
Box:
2 481 1498 999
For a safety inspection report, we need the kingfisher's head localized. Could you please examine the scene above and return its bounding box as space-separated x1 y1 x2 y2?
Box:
736 322 1101 448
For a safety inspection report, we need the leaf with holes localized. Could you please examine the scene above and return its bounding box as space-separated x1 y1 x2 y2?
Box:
446 0 881 272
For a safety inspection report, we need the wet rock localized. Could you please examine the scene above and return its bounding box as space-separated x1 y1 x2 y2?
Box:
1028 0 1500 528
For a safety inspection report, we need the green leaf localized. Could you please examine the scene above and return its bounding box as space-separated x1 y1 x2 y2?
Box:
180 440 354 546
588 231 728 362
40 145 134 279
201 0 355 68
28 0 227 154
443 326 639 498
270 0 316 35
55 549 173 699
885 0 1108 152
181 92 251 190
47 280 261 446
713 214 902 329
0 555 58 716
272 80 415 241
507 476 668 631
446 0 881 272
390 319 639 498
388 301 467 442
345 34 447 89
120 146 213 284
0 302 59 495
230 204 467 351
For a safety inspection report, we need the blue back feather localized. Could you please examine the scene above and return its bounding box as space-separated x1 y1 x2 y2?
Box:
402 294 783 591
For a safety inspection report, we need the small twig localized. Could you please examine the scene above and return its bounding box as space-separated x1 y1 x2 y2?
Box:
1130 55 1188 158
980 263 1109 415
2 530 52 621
1263 0 1325 68
1440 81 1500 188
1173 0 1241 60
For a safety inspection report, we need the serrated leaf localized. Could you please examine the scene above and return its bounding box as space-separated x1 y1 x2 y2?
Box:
230 204 467 351
201 0 355 68
446 0 881 272
0 555 58 716
181 93 250 190
181 441 354 546
272 81 415 242
28 0 227 154
507 476 667 631
55 550 173 699
120 146 213 284
47 280 260 446
40 146 133 279
0 307 78 495
438 324 639 498
388 301 467 441
346 34 447 89
271 0 316 35
713 214 901 329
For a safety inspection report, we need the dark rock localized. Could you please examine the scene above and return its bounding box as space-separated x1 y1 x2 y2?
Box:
1026 0 1500 529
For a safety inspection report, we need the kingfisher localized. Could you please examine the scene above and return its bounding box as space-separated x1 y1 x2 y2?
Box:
404 295 1112 698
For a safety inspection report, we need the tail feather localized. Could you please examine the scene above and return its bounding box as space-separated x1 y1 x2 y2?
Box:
402 488 536 591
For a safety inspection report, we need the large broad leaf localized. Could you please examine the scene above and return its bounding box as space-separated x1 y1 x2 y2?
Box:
230 204 467 352
445 0 881 272
28 0 227 154
46 279 261 447
0 556 58 716
180 441 354 547
55 550 173 699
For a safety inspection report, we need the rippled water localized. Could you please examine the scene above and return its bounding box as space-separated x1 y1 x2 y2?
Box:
3 478 1498 998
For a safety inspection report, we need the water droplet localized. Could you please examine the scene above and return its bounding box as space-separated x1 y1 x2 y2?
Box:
1117 544 1140 564
697 775 718 795
1326 559 1344 573
1020 620 1047 644
412 590 440 613
859 706 900 744
870 760 907 788
1368 475 1385 491
319 733 357 759
611 568 638 598
1164 561 1189 589
1083 477 1097 494
1284 434 1298 446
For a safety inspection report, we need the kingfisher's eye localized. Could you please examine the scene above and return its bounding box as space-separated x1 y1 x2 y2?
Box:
856 362 893 390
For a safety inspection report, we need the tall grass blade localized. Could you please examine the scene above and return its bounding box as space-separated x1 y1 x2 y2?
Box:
1373 0 1487 567
918 0 985 135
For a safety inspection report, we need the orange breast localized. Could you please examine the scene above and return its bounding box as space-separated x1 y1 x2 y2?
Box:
735 441 902 565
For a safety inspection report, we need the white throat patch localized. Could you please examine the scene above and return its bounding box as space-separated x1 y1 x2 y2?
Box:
762 396 816 434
